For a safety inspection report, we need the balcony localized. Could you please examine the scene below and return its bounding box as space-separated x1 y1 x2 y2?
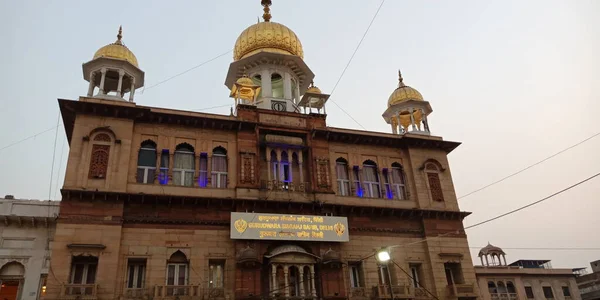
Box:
447 283 477 298
153 285 202 300
60 284 98 300
372 285 414 299
349 287 367 299
123 288 152 299
261 180 310 193
492 293 518 300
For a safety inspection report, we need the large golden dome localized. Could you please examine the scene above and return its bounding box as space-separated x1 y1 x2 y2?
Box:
233 1 303 61
93 26 139 67
387 72 423 107
233 21 304 61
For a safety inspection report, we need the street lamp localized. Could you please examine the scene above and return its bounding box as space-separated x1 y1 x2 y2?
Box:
375 247 395 300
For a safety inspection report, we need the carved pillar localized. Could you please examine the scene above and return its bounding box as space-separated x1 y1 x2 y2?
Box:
129 78 136 102
99 68 107 94
298 265 305 297
168 152 174 185
480 256 484 266
271 264 277 296
485 255 489 266
276 149 282 183
194 153 200 187
310 265 317 297
87 71 96 96
297 150 303 184
283 73 292 100
261 69 272 97
409 107 417 131
116 70 125 96
503 254 507 266
422 111 430 132
284 265 290 297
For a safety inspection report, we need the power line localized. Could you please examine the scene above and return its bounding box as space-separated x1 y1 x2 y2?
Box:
458 131 600 201
469 247 600 251
0 126 58 152
326 0 387 130
391 172 600 249
464 172 600 230
48 113 60 201
191 104 231 112
141 50 232 93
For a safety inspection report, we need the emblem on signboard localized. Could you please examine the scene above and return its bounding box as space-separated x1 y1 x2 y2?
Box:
334 222 345 236
234 218 248 234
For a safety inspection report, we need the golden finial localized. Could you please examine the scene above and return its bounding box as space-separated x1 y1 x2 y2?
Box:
310 80 315 87
115 25 123 45
398 69 405 87
261 0 272 22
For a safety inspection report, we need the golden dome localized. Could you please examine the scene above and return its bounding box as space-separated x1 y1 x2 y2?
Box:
387 71 423 107
93 26 139 67
233 1 303 61
236 75 255 86
306 82 322 94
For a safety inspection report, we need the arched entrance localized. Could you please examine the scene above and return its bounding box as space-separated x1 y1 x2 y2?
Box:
0 262 25 300
265 245 318 299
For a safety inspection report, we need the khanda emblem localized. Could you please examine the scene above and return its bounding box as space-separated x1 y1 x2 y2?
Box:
333 222 346 237
234 218 248 234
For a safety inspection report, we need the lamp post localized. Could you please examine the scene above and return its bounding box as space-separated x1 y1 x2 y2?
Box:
376 247 395 300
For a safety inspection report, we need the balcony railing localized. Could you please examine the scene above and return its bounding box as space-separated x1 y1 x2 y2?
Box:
60 284 98 300
492 293 518 300
447 283 476 297
154 285 201 298
350 287 367 298
372 285 414 299
123 288 151 299
261 180 310 193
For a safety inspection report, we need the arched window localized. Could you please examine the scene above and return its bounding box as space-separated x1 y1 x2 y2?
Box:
497 281 508 294
212 147 227 188
166 251 188 295
88 133 112 179
271 73 284 98
424 161 444 202
524 282 535 299
488 281 498 295
507 281 516 294
137 140 157 184
335 158 350 196
173 144 195 187
281 151 292 185
391 163 407 200
362 160 381 198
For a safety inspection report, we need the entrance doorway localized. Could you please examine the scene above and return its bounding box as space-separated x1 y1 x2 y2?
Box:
0 281 20 300
0 262 25 300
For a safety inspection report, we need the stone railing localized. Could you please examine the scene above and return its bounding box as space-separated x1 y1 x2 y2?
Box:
123 288 152 299
154 285 201 298
492 293 518 300
372 285 414 299
60 284 98 300
261 180 310 193
447 283 476 297
349 287 367 298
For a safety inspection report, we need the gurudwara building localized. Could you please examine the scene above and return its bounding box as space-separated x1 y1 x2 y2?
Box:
46 1 480 300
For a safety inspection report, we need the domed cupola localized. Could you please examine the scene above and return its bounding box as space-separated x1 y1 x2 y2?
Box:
478 243 507 266
82 26 145 102
382 71 432 135
225 0 315 114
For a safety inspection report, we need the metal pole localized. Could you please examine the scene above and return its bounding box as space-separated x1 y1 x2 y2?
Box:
387 266 395 300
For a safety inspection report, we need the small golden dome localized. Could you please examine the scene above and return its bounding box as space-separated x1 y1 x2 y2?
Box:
233 1 303 61
93 26 139 67
236 75 255 86
306 81 322 94
387 71 423 107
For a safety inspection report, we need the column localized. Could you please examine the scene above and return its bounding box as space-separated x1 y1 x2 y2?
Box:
266 147 272 182
271 264 277 296
284 265 290 298
99 68 107 95
422 111 430 132
485 255 489 266
283 73 292 100
298 265 305 297
503 254 507 266
261 69 272 97
310 265 317 297
276 149 282 186
168 152 175 185
480 256 484 266
323 103 327 115
87 71 96 96
129 78 136 102
396 112 403 134
116 70 125 97
409 107 417 131
297 150 303 184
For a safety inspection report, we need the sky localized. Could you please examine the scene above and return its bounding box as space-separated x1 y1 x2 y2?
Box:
0 1 599 269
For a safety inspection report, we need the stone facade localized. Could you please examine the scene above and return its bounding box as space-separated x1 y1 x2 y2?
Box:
46 97 479 300
576 260 600 300
0 198 59 300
